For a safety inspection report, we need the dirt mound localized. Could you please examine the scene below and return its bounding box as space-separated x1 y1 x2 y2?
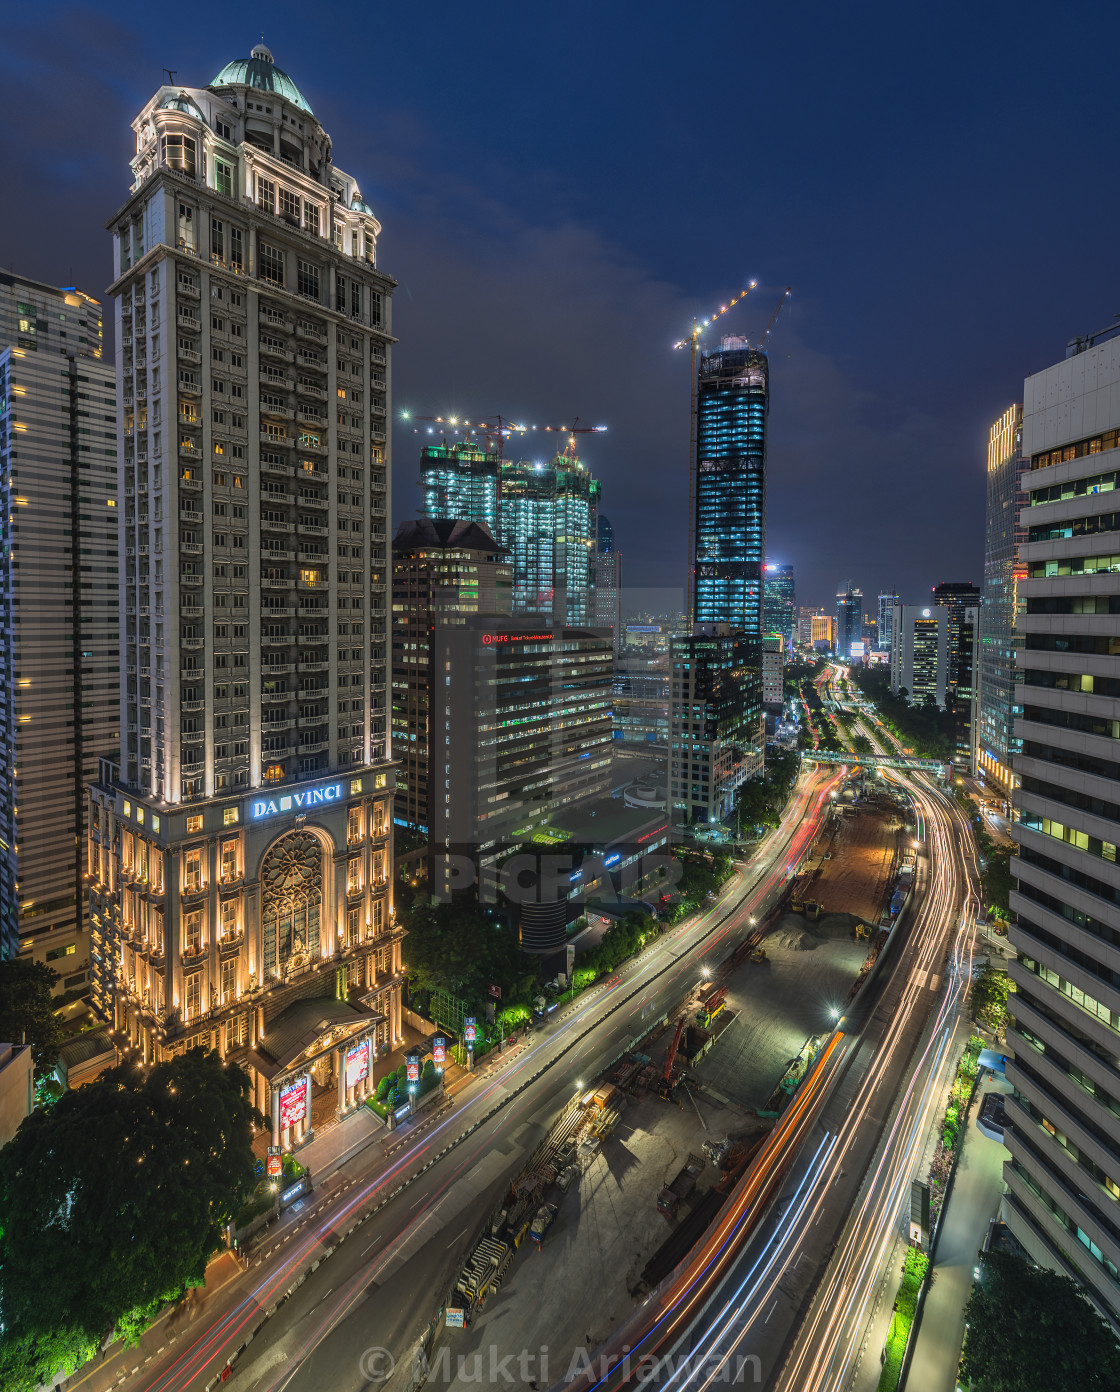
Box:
771 927 823 952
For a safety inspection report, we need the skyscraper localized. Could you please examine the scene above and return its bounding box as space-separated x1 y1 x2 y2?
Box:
931 581 981 767
976 406 1028 795
836 581 863 661
591 512 622 647
1006 328 1120 1327
0 276 116 988
762 562 796 650
88 46 401 1143
390 518 511 838
693 338 767 632
877 590 899 653
419 441 500 540
889 605 948 707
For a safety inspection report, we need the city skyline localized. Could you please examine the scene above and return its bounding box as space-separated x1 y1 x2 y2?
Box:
6 4 1120 606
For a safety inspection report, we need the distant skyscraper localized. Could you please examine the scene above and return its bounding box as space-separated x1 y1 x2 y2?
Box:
0 275 115 986
931 581 981 767
836 582 863 660
89 47 401 1141
1006 330 1120 1328
976 405 1028 795
889 605 948 707
810 613 833 650
877 591 899 653
763 563 796 650
419 441 500 540
761 634 785 707
597 513 614 555
693 338 767 632
390 519 512 838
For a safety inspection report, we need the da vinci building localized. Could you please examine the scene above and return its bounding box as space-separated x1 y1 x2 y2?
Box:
88 45 402 1147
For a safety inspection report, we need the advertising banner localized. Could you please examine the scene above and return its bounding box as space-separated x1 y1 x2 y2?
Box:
267 1154 282 1178
345 1039 370 1089
406 1056 420 1083
464 1017 477 1044
279 1076 308 1129
432 1035 446 1065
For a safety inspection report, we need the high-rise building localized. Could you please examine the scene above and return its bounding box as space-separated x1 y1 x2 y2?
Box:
88 47 402 1146
836 581 863 661
668 624 762 837
932 581 981 768
390 519 511 839
0 276 116 989
761 633 785 707
977 406 1028 795
798 606 816 647
419 441 500 540
810 613 833 650
612 648 669 749
591 514 622 649
762 563 796 650
1006 328 1120 1328
597 514 614 556
889 605 948 708
877 590 899 653
431 618 613 903
693 338 767 632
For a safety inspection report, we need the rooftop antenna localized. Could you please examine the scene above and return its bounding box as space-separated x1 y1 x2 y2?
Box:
163 69 177 85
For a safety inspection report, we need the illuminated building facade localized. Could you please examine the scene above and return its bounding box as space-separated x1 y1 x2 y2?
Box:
889 605 948 707
762 563 795 651
1006 331 1120 1327
836 581 863 661
88 45 401 1145
810 613 833 650
390 518 511 837
977 405 1028 793
877 590 899 653
500 455 600 624
931 580 981 767
0 276 115 987
762 633 785 707
419 441 500 540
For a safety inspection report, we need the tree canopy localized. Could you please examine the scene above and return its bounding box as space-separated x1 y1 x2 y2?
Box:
852 665 956 761
402 899 538 1010
971 964 1010 1038
0 1048 261 1389
0 958 63 1076
960 1250 1120 1391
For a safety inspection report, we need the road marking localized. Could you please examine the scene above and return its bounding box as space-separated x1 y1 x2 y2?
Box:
764 1301 777 1323
929 974 942 991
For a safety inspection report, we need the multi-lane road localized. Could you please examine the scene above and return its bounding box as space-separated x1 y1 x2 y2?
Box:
71 765 842 1392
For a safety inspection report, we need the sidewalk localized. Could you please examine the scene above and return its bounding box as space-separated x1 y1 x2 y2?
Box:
907 1074 1011 1391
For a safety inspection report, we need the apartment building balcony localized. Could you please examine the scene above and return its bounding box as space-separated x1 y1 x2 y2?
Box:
179 508 203 524
176 279 201 300
181 698 204 711
179 573 204 587
297 408 326 428
298 739 328 755
261 517 295 534
260 344 295 364
178 377 201 396
296 351 327 374
263 662 295 675
260 428 290 447
177 311 201 331
296 380 325 401
179 542 204 557
261 578 293 591
180 637 205 651
261 457 295 477
295 321 325 343
259 369 293 388
260 403 295 421
177 345 201 366
261 690 292 704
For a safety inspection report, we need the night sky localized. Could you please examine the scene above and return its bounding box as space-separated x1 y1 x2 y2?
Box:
4 1 1119 616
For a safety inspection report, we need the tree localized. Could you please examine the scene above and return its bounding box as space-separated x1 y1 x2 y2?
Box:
971 964 1010 1038
0 958 63 1076
402 899 539 1011
960 1250 1120 1391
0 1048 261 1389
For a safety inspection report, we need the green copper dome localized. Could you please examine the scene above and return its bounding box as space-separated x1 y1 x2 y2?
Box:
210 44 313 116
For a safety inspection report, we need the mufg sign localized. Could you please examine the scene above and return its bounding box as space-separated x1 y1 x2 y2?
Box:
250 782 343 820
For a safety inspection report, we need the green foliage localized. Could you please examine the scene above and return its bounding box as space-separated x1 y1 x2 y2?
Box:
971 964 1011 1037
422 1059 436 1083
0 958 63 1076
961 1250 1120 1391
736 749 799 831
0 1049 260 1382
853 666 956 761
574 911 654 976
402 899 540 1013
877 1248 929 1391
375 1074 391 1101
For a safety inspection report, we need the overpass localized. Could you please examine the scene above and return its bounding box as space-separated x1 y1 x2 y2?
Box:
804 750 948 775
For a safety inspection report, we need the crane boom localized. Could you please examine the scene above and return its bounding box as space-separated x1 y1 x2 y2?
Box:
401 412 607 461
756 287 792 350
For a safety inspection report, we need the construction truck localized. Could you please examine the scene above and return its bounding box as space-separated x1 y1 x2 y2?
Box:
657 1153 705 1217
529 1203 557 1247
696 987 727 1028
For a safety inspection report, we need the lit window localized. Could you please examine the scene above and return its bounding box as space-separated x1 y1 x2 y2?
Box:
186 814 203 833
151 814 160 833
223 807 238 826
349 778 362 795
123 800 132 818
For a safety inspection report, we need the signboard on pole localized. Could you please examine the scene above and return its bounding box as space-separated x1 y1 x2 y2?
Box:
267 1153 282 1178
445 1307 466 1329
279 1076 308 1129
464 1017 477 1045
406 1056 420 1083
345 1039 370 1089
432 1035 446 1065
487 983 501 999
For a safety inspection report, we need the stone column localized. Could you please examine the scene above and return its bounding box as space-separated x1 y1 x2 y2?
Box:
337 1045 346 1116
272 1084 283 1149
302 1072 314 1143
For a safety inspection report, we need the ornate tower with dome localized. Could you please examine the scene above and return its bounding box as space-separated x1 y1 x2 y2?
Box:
88 43 402 1148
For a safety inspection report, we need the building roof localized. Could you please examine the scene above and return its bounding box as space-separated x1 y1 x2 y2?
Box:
160 91 205 118
210 44 314 115
392 517 508 555
253 995 382 1074
550 797 667 848
57 1031 115 1068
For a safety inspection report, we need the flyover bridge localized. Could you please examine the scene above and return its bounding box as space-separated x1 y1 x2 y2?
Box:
803 751 947 775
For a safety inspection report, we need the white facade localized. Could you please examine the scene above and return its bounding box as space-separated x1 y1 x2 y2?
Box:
889 604 948 708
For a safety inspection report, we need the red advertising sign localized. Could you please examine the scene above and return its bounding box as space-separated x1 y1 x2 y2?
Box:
279 1076 308 1129
345 1039 370 1089
406 1056 420 1083
432 1036 446 1065
487 984 501 999
464 1019 477 1044
267 1154 282 1178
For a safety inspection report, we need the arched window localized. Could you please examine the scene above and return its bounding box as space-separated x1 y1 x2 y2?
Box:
261 830 323 978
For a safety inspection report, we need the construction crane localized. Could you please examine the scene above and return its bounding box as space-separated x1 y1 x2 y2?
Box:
400 412 607 462
658 1016 687 1099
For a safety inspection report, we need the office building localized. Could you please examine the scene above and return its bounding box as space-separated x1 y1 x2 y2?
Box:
977 405 1028 795
0 276 116 989
797 606 816 647
88 46 402 1146
836 581 863 661
500 454 600 624
762 563 795 651
613 648 669 749
762 633 785 707
1005 327 1120 1328
591 514 622 649
390 518 512 839
418 441 500 541
669 624 763 837
877 590 899 654
889 605 949 708
811 613 833 651
693 338 767 632
431 618 613 904
932 581 981 767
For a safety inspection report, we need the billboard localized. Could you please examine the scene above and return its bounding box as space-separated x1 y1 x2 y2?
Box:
850 641 866 658
279 1076 308 1129
267 1153 282 1178
345 1039 370 1089
432 1035 446 1065
406 1056 420 1083
464 1017 477 1044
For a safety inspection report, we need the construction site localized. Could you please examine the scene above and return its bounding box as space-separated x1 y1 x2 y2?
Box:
422 780 909 1388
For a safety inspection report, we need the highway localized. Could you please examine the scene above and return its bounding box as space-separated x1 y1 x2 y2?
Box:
73 765 842 1392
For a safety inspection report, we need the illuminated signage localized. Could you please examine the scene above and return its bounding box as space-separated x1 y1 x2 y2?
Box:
464 1017 477 1044
279 1076 308 1129
481 632 552 645
406 1057 420 1083
604 852 621 868
625 625 661 634
267 1154 282 1178
251 781 343 820
432 1035 446 1065
345 1040 370 1089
